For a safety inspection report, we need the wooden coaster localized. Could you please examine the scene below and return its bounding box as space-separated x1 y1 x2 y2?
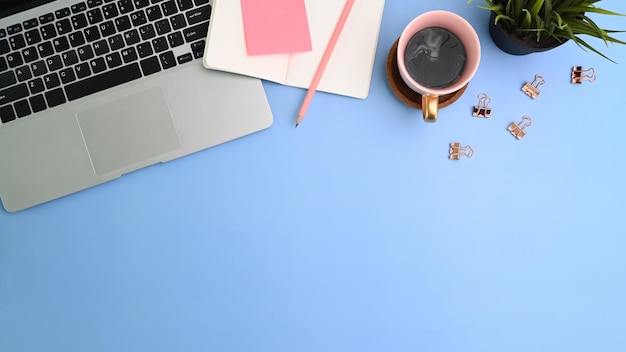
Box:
386 39 468 110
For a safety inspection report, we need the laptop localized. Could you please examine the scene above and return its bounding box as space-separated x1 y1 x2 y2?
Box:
0 0 273 212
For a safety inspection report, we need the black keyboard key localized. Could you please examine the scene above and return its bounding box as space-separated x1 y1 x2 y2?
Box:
0 71 17 89
93 39 109 56
99 21 116 37
134 0 151 9
146 5 162 21
30 60 48 76
102 4 119 19
30 94 47 113
161 1 178 16
72 2 88 13
7 24 22 35
65 63 142 101
139 24 156 40
108 34 125 50
28 78 45 94
118 0 135 14
0 57 7 71
16 66 33 82
56 19 73 35
0 83 29 107
130 10 147 26
194 0 209 5
87 9 104 25
121 47 138 63
0 105 16 123
37 41 54 57
62 50 79 66
44 72 61 89
55 8 72 20
53 36 70 52
183 21 208 43
140 56 160 75
40 24 57 40
136 42 153 58
45 55 63 71
45 88 66 108
72 13 89 30
84 26 101 42
90 57 107 73
115 15 132 32
177 0 193 11
7 52 23 68
186 5 210 25
191 39 204 58
9 34 27 50
0 39 9 55
23 18 39 30
74 62 91 78
176 52 192 65
159 51 175 69
105 52 122 68
155 19 171 35
152 36 168 53
59 68 76 84
39 13 55 24
14 99 32 118
167 31 183 48
25 29 42 45
95 35 117 56
68 31 86 47
170 14 186 30
77 45 95 61
21 47 39 63
124 29 140 45
87 0 104 8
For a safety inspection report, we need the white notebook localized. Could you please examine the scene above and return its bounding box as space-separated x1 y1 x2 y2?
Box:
203 0 386 99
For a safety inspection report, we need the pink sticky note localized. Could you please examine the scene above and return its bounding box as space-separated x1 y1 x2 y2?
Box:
241 0 312 56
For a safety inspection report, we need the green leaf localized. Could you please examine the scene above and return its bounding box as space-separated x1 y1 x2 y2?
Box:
522 9 532 29
529 0 544 19
466 0 626 61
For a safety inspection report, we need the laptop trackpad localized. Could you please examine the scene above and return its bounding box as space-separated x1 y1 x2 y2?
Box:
77 87 181 176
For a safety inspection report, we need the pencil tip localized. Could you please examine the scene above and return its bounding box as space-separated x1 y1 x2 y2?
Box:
296 114 304 128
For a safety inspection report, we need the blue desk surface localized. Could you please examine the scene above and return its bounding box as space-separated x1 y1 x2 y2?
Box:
2 1 626 351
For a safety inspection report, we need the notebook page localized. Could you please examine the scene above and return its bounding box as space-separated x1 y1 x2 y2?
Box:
203 0 290 82
285 0 385 99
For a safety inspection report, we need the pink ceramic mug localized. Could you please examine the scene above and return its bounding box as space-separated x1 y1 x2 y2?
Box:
397 11 481 122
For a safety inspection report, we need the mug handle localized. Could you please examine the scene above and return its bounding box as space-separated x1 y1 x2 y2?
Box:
422 94 438 122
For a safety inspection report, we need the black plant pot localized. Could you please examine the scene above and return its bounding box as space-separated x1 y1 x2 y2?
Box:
488 12 567 55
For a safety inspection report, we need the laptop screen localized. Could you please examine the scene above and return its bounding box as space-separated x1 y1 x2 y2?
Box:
0 0 55 19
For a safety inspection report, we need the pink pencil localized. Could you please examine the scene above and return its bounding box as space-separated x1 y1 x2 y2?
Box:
296 0 355 127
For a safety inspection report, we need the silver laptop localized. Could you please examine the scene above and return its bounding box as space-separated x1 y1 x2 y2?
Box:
0 0 273 212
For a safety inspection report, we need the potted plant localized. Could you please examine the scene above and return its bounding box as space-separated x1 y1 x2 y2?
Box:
468 0 625 61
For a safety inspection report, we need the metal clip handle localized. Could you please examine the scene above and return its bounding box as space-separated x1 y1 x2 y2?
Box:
472 93 492 118
522 74 545 99
572 66 596 84
450 142 474 160
508 116 532 140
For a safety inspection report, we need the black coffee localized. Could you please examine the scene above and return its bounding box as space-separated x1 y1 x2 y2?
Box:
403 27 466 89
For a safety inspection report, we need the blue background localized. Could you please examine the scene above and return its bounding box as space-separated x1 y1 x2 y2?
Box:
2 1 626 351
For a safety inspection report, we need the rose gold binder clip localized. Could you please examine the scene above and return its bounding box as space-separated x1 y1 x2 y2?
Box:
571 66 596 84
522 74 545 99
508 116 532 140
472 93 492 118
449 142 474 160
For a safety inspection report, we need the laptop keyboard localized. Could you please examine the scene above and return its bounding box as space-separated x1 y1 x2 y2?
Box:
0 0 211 124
